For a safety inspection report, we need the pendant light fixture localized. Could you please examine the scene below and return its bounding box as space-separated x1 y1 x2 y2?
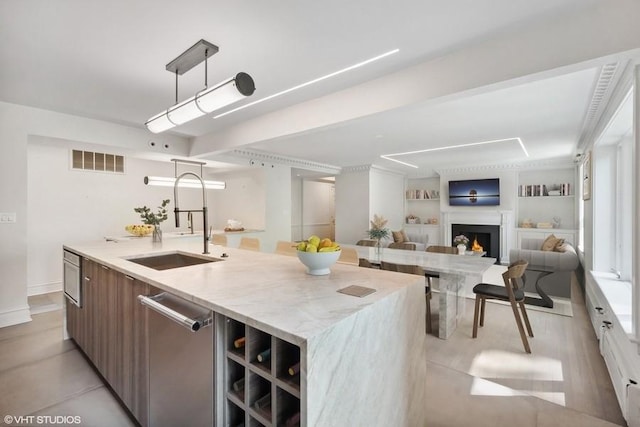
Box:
145 39 255 133
144 158 226 189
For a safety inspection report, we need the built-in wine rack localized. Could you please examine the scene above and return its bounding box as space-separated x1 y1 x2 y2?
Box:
225 317 301 427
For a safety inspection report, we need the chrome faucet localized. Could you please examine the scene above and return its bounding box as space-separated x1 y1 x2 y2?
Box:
174 172 209 254
187 211 194 234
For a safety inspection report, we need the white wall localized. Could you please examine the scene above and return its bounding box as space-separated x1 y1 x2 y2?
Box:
335 168 370 244
209 164 292 253
27 139 202 295
370 168 405 233
210 168 266 230
0 100 188 327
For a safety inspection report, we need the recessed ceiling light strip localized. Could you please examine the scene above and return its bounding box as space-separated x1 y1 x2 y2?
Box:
380 137 529 168
380 155 419 168
213 48 400 119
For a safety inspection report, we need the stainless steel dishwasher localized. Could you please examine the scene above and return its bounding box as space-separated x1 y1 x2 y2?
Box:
138 292 214 427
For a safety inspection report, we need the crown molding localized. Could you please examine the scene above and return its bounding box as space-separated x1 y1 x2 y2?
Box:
577 61 630 152
341 164 373 173
230 149 341 175
434 158 575 176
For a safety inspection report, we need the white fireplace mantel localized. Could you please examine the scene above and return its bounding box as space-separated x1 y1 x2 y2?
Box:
442 210 514 264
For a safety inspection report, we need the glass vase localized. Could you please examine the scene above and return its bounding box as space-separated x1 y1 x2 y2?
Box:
375 239 383 255
152 225 162 243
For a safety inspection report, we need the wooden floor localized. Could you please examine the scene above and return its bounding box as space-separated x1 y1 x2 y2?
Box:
0 282 628 426
425 276 626 426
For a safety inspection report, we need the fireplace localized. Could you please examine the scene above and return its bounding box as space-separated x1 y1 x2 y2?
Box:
442 211 513 264
451 224 500 261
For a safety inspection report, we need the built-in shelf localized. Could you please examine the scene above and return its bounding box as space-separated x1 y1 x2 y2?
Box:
225 317 301 427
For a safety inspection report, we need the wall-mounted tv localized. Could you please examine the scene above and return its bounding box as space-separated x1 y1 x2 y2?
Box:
448 178 500 206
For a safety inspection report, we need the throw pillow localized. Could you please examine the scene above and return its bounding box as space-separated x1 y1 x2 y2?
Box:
554 239 567 252
392 230 405 243
401 230 409 242
541 234 560 251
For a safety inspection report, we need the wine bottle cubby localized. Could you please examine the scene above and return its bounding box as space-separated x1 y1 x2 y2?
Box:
224 317 301 427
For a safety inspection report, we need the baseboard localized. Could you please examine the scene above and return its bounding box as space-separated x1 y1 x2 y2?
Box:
0 305 32 328
28 281 62 296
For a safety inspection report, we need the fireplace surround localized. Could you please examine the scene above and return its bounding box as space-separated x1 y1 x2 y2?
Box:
442 211 514 264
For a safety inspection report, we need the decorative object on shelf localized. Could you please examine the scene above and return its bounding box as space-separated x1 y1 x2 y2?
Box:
520 218 534 228
134 199 170 242
145 39 255 133
582 151 591 200
125 224 154 237
453 234 469 255
552 216 561 229
406 214 420 224
430 190 440 199
536 222 553 229
368 214 390 254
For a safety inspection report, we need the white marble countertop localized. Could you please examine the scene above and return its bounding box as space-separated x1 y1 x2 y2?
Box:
348 245 497 275
64 237 423 345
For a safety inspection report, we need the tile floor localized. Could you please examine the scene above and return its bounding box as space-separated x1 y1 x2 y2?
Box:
0 287 628 427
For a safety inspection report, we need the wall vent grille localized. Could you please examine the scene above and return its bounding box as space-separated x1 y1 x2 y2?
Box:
71 150 125 173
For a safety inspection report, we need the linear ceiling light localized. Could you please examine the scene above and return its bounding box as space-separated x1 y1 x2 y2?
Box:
213 48 400 119
144 176 226 189
145 39 255 133
381 137 529 168
144 159 226 189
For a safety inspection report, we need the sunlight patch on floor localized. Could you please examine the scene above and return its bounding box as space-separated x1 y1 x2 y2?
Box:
470 376 526 397
469 350 564 381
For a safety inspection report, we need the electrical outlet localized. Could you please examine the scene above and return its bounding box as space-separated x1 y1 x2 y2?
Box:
0 212 17 223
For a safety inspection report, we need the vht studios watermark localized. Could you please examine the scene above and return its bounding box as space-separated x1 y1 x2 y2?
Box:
3 415 82 425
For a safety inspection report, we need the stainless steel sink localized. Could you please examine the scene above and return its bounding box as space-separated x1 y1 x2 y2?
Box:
125 252 223 271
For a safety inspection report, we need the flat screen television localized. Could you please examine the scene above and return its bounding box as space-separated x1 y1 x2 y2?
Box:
448 178 500 206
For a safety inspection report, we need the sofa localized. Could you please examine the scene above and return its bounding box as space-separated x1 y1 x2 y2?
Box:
509 236 579 299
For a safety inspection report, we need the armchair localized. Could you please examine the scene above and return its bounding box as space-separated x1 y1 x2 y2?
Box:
509 237 579 301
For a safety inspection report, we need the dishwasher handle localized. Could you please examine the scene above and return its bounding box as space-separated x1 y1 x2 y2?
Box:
138 293 210 332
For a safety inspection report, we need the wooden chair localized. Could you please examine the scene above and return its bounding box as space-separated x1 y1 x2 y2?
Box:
275 241 297 256
358 258 374 268
472 260 533 353
211 234 227 246
380 261 432 334
239 237 260 252
388 242 416 250
356 239 377 247
426 245 458 255
424 245 458 287
337 246 358 265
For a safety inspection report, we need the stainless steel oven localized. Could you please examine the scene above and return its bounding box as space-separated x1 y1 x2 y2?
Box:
63 250 82 307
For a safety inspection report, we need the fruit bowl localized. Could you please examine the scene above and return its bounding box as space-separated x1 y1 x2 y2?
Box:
297 250 341 275
125 224 154 237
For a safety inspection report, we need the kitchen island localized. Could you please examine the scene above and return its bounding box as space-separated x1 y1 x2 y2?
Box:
63 236 427 427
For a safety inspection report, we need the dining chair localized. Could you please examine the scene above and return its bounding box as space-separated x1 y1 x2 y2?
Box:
388 242 417 250
275 241 297 256
356 239 377 247
358 258 374 268
239 237 260 251
472 260 533 353
424 245 458 288
425 245 458 254
211 234 227 246
380 261 432 334
337 246 358 265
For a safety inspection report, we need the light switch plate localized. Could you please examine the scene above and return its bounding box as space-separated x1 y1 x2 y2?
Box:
0 212 17 223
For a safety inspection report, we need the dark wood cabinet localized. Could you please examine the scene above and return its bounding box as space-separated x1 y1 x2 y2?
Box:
67 258 150 427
